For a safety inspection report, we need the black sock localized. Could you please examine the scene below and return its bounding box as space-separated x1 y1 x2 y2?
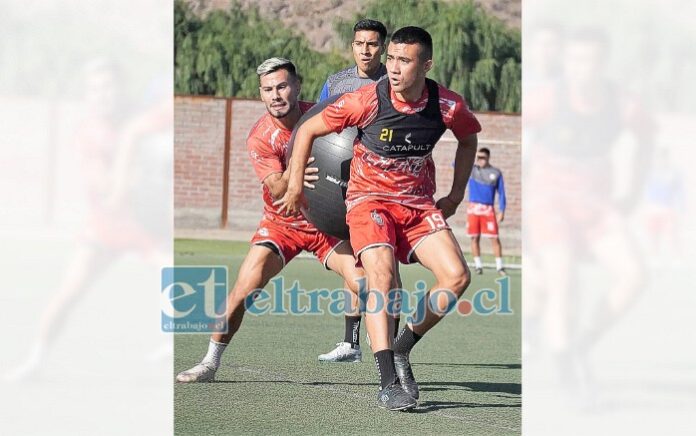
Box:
392 316 400 339
393 325 422 355
374 349 397 389
344 316 361 348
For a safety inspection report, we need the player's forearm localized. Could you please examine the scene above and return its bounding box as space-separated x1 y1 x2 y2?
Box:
497 178 507 211
287 127 314 196
498 196 506 212
449 134 478 203
264 172 289 199
287 114 331 196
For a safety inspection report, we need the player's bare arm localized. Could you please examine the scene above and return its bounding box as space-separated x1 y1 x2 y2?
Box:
437 132 478 218
275 114 333 213
263 157 319 200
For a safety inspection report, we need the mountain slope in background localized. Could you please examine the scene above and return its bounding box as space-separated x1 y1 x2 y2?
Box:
185 0 520 52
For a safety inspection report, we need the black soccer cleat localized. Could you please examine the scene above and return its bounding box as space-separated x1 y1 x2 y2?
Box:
394 352 419 400
377 382 417 411
475 267 483 275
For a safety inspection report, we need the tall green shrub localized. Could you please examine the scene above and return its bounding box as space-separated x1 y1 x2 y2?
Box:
335 0 521 111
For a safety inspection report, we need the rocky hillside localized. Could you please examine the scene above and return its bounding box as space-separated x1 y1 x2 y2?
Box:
184 0 520 52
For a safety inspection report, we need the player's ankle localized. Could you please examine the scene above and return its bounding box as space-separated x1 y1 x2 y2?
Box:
201 339 227 369
344 315 361 349
393 325 422 355
374 349 397 389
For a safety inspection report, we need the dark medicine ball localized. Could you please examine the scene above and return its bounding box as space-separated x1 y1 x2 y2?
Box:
286 94 355 240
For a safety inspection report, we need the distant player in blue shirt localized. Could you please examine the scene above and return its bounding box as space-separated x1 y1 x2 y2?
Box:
467 147 507 275
318 19 387 102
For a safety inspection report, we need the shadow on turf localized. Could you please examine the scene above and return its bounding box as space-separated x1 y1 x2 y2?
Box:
419 381 521 395
414 362 521 370
210 379 521 397
212 380 379 386
412 400 521 413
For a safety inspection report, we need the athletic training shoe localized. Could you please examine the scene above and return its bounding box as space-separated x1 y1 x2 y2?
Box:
475 267 483 275
497 268 508 276
318 342 362 362
176 362 217 383
394 352 419 399
377 382 417 411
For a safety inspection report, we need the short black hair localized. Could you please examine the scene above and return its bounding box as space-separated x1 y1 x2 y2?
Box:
391 26 433 61
478 147 491 157
353 19 387 44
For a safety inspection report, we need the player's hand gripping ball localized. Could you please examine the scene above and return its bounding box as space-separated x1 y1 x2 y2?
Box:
286 95 356 240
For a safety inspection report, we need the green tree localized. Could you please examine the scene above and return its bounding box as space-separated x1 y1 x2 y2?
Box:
335 0 521 112
174 0 345 100
175 0 520 111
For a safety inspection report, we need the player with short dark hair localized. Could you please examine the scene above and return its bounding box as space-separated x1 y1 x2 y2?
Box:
391 25 432 60
176 58 365 383
318 19 388 102
467 146 508 275
354 18 388 41
278 27 482 411
316 18 401 364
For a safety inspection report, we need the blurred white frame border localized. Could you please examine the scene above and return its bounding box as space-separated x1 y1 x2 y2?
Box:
523 0 696 434
0 1 173 434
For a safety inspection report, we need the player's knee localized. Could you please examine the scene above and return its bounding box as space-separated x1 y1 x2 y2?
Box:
458 267 472 295
372 272 394 293
368 268 394 293
441 265 470 297
362 251 393 288
344 272 365 295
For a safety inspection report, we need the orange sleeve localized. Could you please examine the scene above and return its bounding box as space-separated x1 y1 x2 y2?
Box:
321 84 378 133
247 135 283 184
439 86 482 140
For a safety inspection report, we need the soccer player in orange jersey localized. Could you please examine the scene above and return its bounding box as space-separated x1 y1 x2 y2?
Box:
176 58 365 383
278 27 481 411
